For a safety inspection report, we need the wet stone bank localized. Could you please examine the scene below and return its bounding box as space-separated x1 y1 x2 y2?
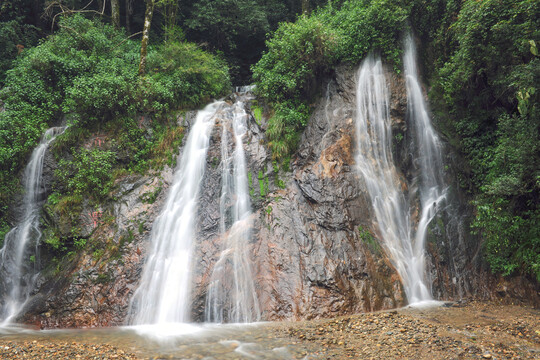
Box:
1 301 539 359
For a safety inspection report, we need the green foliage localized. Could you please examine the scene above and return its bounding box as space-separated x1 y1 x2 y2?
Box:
323 0 409 65
258 169 269 197
265 101 310 160
145 41 230 110
252 13 336 160
253 0 409 161
253 15 337 103
0 221 8 248
252 105 263 125
44 232 66 253
141 185 163 204
0 20 39 86
434 0 540 280
94 272 112 284
473 199 539 281
272 160 287 189
0 14 229 230
358 225 380 254
56 148 116 200
74 237 87 250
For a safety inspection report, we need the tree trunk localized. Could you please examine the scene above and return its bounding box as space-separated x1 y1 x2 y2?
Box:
111 0 121 29
164 1 178 41
125 0 133 34
139 0 155 76
301 0 310 15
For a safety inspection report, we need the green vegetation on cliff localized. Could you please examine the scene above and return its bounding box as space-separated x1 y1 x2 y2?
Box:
0 14 229 249
436 0 540 280
0 0 537 282
252 0 539 281
253 0 408 159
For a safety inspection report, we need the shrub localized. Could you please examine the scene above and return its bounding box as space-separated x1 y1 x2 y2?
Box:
252 15 337 103
252 0 409 161
0 14 230 229
145 41 231 111
0 20 40 86
56 148 116 200
437 0 540 280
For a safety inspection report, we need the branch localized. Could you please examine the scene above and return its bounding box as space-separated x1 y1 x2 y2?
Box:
58 24 92 49
113 31 143 51
45 0 108 31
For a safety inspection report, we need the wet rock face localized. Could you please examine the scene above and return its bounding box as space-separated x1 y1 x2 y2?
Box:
189 71 405 322
252 66 405 319
22 168 174 328
22 65 537 328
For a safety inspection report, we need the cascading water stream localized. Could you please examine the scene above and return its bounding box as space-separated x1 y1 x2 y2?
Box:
205 96 260 323
128 102 222 325
404 34 447 284
354 55 432 304
0 127 66 325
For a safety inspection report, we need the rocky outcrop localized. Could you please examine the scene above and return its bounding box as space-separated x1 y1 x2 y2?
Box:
20 64 538 328
20 113 194 328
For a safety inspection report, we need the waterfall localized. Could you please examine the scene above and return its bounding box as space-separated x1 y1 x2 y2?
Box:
128 102 222 325
0 126 66 325
354 54 432 304
404 33 447 296
205 96 260 323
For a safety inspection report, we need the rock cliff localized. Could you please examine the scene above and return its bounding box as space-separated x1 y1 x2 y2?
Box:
20 65 538 328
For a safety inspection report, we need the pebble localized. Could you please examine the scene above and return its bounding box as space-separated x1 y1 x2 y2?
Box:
0 341 137 360
282 300 540 359
1 301 538 359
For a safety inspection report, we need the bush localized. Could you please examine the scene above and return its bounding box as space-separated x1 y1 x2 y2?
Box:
0 19 40 86
145 41 231 111
326 0 408 65
252 16 337 103
56 148 116 200
436 0 540 280
0 14 230 231
252 0 409 161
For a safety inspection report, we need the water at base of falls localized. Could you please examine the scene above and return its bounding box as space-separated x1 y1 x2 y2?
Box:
0 127 66 325
0 322 316 358
355 39 447 304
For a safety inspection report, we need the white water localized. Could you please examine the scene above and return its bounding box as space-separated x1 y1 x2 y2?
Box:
404 33 447 299
403 34 446 300
354 54 432 304
205 97 260 323
0 127 66 325
128 102 222 325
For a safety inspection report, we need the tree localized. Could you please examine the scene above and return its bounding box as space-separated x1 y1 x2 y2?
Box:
111 0 120 28
301 0 310 14
139 0 155 75
185 0 270 81
158 0 178 41
125 0 133 33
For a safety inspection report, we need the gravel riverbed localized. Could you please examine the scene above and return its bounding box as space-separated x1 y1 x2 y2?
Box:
0 301 538 359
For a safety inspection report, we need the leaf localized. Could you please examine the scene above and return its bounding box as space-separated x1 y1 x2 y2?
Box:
529 40 538 56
